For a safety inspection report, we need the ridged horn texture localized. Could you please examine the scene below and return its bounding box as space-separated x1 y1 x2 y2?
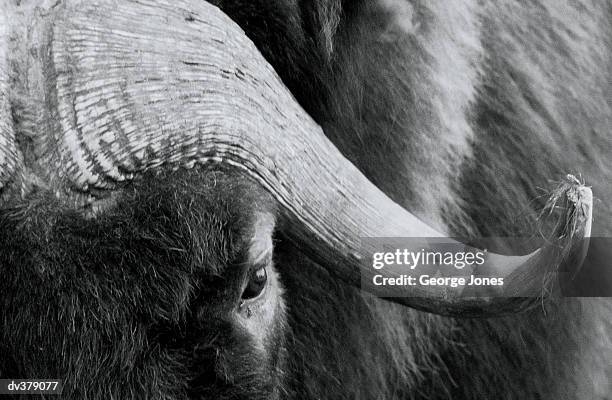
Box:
0 3 21 200
2 0 593 317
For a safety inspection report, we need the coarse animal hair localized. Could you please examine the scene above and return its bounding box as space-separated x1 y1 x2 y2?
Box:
0 169 287 399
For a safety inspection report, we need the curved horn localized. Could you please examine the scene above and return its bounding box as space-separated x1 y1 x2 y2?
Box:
0 4 21 201
5 0 592 317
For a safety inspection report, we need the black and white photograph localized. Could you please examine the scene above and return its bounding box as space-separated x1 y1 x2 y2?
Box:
1 0 611 398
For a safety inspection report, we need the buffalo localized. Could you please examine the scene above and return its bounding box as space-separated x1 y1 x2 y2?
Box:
0 0 611 399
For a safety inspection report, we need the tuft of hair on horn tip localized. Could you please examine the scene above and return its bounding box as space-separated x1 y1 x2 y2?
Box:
540 174 591 240
536 173 593 291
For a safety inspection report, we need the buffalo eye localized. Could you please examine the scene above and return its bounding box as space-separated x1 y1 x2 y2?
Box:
241 265 268 300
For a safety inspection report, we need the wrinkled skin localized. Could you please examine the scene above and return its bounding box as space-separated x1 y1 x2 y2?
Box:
1 0 612 399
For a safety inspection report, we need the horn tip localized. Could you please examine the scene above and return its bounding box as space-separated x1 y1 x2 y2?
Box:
545 174 593 284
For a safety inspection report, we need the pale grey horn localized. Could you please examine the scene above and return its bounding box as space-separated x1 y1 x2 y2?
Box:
0 7 21 201
3 0 593 317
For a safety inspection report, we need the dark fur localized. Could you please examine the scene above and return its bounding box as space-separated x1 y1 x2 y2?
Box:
2 0 612 398
0 170 285 399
